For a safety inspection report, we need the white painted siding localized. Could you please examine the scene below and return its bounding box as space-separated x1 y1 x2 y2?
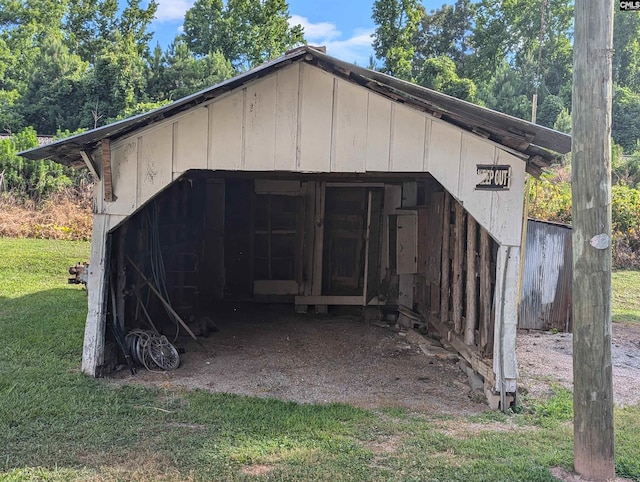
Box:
297 63 333 171
174 107 208 175
103 138 138 215
332 79 368 172
274 64 300 171
209 91 244 170
428 121 462 198
137 124 173 206
365 93 392 172
244 75 277 170
95 62 526 247
390 103 426 172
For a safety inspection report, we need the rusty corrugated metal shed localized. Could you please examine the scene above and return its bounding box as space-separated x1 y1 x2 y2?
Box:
19 46 570 177
519 219 572 332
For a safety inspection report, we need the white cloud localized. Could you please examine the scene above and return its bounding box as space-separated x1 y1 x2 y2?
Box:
154 0 194 23
289 14 340 42
289 15 374 66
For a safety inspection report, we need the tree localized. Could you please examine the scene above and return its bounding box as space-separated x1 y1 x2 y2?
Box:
147 38 234 102
19 33 88 134
612 85 640 154
613 9 640 92
416 56 476 101
372 0 422 80
413 0 476 77
183 0 303 71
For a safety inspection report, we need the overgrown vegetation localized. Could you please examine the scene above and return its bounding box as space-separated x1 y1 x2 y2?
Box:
528 150 640 268
1 238 640 481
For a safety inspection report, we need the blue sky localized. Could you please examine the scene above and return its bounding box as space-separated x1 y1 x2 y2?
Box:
144 0 444 66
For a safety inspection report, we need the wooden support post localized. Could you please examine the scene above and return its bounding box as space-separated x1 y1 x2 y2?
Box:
465 215 477 346
571 0 615 479
479 228 491 355
452 201 464 334
440 193 451 323
102 139 114 202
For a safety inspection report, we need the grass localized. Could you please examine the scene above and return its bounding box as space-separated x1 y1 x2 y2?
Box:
613 270 640 323
1 238 640 481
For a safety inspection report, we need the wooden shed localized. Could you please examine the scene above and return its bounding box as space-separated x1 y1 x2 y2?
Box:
21 46 571 408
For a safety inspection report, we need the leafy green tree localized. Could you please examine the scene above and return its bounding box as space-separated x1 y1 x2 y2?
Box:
413 0 476 77
536 94 565 128
19 34 88 134
613 9 640 92
553 107 571 134
146 38 234 101
64 0 119 63
372 0 422 80
612 86 640 154
477 63 531 120
416 56 476 101
183 0 303 71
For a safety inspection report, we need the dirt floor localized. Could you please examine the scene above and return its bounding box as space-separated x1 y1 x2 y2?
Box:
110 303 640 413
111 303 487 414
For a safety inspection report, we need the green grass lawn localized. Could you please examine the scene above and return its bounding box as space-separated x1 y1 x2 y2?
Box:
613 270 640 323
1 238 639 481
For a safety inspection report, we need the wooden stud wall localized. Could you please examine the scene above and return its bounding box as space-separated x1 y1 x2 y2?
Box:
415 189 497 366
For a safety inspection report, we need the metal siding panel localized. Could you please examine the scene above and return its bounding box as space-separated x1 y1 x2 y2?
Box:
175 107 208 173
275 64 300 171
429 120 462 197
137 125 173 205
209 91 244 170
365 92 392 171
519 220 573 331
332 79 368 172
298 64 333 172
245 75 277 170
391 103 425 171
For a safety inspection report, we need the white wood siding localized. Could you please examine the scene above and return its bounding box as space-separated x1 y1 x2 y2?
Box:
174 107 208 175
96 62 526 246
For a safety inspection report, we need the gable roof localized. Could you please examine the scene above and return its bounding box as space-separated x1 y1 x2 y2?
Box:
20 46 570 176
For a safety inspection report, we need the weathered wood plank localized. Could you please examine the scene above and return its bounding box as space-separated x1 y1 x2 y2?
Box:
465 215 477 346
102 139 113 202
479 227 492 355
440 192 451 323
452 201 464 333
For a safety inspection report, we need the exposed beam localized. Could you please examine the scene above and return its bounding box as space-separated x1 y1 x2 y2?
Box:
79 150 100 180
101 139 114 202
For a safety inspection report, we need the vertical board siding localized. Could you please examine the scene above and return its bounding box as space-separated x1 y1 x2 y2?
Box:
519 220 572 331
390 103 426 172
137 124 172 206
244 75 277 170
275 64 300 171
209 91 244 170
298 64 333 171
332 79 368 172
174 107 208 174
459 133 496 234
105 139 138 215
366 93 392 171
490 148 526 246
429 121 462 197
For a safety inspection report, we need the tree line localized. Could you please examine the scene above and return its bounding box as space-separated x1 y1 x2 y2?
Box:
0 0 303 137
372 0 640 155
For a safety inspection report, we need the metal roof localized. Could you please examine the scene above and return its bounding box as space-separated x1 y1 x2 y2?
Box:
20 46 571 176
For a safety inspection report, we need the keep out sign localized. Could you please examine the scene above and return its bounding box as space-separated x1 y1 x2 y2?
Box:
475 165 512 190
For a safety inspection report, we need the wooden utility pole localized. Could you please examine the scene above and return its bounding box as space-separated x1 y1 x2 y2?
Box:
571 1 615 480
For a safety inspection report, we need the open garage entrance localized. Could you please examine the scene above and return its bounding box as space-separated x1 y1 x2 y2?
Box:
100 170 502 407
